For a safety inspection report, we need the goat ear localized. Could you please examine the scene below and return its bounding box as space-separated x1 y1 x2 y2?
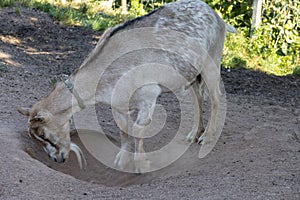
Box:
18 107 30 116
29 111 51 124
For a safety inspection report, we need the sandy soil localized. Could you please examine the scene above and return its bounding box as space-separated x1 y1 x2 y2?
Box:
0 7 299 199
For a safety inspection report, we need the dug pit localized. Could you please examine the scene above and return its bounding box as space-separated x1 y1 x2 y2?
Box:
20 94 208 187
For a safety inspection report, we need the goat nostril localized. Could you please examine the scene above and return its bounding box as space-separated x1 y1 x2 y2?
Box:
53 157 57 162
61 152 67 162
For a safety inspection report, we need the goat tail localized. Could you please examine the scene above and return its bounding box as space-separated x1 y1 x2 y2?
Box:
226 24 237 34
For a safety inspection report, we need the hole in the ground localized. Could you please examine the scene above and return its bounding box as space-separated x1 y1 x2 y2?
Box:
19 91 210 187
21 129 205 187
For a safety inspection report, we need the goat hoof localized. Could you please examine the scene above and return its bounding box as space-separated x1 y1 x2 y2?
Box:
185 131 198 143
197 135 206 144
135 160 151 173
114 150 131 170
186 131 204 144
134 154 151 173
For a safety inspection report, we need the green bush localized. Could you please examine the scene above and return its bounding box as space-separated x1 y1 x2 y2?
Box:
293 66 300 78
211 0 300 75
203 0 253 28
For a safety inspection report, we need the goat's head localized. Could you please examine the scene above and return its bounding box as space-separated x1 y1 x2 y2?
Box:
18 105 86 169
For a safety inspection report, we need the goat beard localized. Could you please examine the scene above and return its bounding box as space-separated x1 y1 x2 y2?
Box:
70 142 87 169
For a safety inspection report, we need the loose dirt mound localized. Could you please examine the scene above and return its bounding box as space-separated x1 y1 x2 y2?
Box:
0 7 299 199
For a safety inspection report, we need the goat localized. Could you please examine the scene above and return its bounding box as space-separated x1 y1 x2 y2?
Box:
19 0 236 172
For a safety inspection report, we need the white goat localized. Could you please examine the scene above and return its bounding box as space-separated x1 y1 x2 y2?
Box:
19 0 236 172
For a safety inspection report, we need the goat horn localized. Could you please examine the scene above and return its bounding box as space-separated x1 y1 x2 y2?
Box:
70 142 87 169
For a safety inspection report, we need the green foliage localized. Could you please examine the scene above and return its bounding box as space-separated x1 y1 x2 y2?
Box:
0 62 8 77
293 66 300 78
14 6 21 14
129 0 145 16
211 0 300 76
223 30 297 75
0 0 15 7
27 0 132 31
0 0 29 7
260 0 299 57
125 0 175 16
203 0 253 28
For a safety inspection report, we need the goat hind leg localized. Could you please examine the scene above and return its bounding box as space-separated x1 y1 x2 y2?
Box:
186 76 205 143
198 63 226 158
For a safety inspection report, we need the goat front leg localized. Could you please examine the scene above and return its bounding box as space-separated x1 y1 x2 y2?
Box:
132 84 160 173
132 104 154 173
133 124 150 173
114 131 132 170
113 110 132 171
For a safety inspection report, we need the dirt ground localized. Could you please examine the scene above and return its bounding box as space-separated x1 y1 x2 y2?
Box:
0 7 299 199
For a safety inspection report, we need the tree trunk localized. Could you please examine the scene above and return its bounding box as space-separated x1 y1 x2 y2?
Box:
99 0 114 11
251 0 263 37
121 0 128 14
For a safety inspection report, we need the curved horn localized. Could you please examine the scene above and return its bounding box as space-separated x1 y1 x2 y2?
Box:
70 142 87 169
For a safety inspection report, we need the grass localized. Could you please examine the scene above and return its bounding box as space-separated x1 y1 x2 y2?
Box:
29 1 131 31
0 0 30 7
293 66 300 77
0 0 134 31
223 31 299 76
0 62 8 76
